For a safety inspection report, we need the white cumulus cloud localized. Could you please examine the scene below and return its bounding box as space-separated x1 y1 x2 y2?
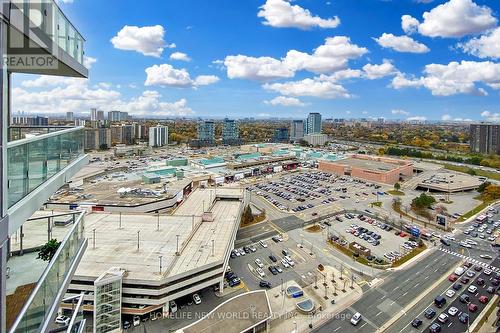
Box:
258 0 340 29
263 77 351 99
111 25 170 57
391 60 500 96
223 36 367 80
264 96 306 107
391 109 410 116
403 0 497 38
458 27 500 59
144 64 219 88
374 33 430 53
362 60 399 79
170 52 191 62
481 111 500 122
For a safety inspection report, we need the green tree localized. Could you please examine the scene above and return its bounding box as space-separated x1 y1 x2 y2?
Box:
241 205 254 225
478 181 492 193
466 168 477 176
37 239 61 261
99 143 108 150
394 182 401 191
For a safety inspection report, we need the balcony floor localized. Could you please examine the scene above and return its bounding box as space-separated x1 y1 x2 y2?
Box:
6 252 47 295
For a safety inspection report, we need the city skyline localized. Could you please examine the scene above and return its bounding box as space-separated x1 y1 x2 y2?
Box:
10 0 500 122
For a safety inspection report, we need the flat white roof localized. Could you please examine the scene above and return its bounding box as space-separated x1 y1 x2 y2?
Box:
74 188 243 282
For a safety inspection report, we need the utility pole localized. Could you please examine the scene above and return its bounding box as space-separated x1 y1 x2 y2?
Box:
176 234 180 254
137 231 140 251
157 212 160 231
119 212 122 229
211 239 214 257
159 255 162 274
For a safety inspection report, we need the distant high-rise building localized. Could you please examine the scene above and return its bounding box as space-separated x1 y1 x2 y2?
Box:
470 123 500 155
306 113 322 134
97 110 105 121
149 125 168 147
90 108 97 121
290 120 305 142
84 128 111 150
110 125 123 144
108 110 128 122
273 127 289 143
13 115 49 126
197 120 215 145
121 124 135 145
66 111 74 122
74 119 86 127
222 118 240 145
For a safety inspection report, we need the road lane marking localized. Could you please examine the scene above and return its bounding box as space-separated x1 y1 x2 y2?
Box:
375 311 382 317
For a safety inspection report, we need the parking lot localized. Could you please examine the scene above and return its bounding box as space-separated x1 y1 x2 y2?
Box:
229 235 327 291
247 171 390 214
320 212 417 262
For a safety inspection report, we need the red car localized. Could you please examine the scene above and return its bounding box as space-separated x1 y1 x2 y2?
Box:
448 274 458 282
479 296 489 304
399 232 407 237
460 277 470 284
468 303 478 312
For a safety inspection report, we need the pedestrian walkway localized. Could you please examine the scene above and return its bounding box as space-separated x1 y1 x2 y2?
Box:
438 248 500 272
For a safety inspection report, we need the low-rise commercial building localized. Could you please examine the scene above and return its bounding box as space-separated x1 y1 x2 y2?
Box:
319 154 413 184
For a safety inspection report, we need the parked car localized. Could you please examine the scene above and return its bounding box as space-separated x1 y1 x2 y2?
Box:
259 280 271 288
429 323 441 333
55 315 70 326
468 303 478 312
411 318 422 328
424 308 436 319
193 293 202 305
133 316 141 327
350 312 362 326
458 312 469 324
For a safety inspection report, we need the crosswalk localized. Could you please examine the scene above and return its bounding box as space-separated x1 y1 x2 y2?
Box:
438 247 500 273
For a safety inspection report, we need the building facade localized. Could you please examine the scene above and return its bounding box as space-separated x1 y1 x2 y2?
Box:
66 111 74 122
195 120 215 146
470 124 500 155
273 127 289 143
306 112 322 134
108 111 128 122
0 1 89 332
222 118 241 145
290 120 305 142
149 125 169 147
304 133 328 146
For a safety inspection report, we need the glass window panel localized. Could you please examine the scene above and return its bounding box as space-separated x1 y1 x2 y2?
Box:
27 138 47 192
7 145 28 207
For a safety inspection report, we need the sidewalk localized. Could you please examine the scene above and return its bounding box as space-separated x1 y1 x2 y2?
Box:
268 266 363 333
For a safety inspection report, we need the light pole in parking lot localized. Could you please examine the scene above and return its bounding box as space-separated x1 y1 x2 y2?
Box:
159 255 163 274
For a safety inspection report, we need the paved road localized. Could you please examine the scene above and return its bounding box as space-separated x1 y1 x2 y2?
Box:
313 250 462 333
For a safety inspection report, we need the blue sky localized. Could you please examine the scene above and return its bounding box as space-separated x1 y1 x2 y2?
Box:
12 0 500 121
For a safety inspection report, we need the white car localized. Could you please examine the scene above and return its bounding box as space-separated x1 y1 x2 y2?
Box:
468 285 478 293
193 293 202 305
259 240 268 248
448 307 459 316
284 256 295 266
255 258 264 268
281 259 290 268
256 267 266 278
438 313 449 323
55 315 70 326
133 316 141 327
460 242 472 248
351 312 362 326
445 289 456 298
485 269 492 276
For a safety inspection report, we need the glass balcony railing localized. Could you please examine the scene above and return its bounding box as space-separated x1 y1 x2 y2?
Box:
10 0 85 65
7 126 85 208
9 211 87 333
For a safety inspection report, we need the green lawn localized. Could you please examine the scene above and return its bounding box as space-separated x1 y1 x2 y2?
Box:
443 164 500 181
388 190 405 196
371 201 382 207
